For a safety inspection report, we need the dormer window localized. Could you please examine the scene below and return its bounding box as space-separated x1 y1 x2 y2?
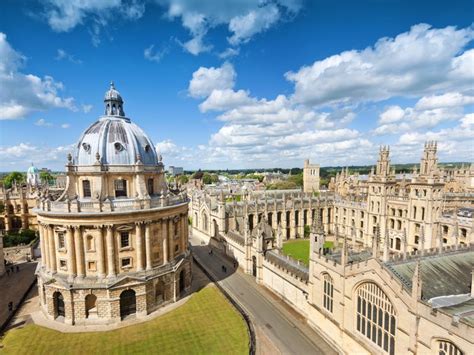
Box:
82 143 91 152
145 144 151 153
114 142 124 152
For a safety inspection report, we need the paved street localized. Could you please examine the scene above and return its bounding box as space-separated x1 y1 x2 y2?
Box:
0 261 37 331
190 235 337 355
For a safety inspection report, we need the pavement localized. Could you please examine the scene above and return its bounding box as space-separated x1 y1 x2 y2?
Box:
190 235 337 355
0 261 37 332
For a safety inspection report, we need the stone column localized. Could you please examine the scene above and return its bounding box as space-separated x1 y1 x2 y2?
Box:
135 223 144 272
168 218 174 258
66 226 77 277
48 225 57 273
39 224 48 270
145 222 152 270
96 226 106 278
74 226 85 278
162 219 168 265
181 215 187 252
106 225 116 277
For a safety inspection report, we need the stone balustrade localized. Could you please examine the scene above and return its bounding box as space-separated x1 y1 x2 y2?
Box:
37 193 188 214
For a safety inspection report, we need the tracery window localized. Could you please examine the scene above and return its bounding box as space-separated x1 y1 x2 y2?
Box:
437 340 463 355
323 274 333 313
356 282 396 355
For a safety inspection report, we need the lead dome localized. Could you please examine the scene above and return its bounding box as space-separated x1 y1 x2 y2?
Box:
74 83 159 166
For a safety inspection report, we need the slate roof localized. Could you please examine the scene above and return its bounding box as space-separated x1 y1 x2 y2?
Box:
386 251 474 300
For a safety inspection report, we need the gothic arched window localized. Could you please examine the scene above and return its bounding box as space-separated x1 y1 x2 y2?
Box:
323 274 333 313
437 340 463 355
356 282 396 355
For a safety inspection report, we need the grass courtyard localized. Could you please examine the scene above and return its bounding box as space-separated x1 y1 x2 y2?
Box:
282 239 334 266
0 286 249 355
282 239 310 266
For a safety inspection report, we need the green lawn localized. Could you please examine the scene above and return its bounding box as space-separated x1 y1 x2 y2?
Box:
282 239 310 266
0 286 249 355
281 239 334 266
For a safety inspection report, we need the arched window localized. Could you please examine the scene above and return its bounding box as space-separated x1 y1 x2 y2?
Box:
437 340 463 355
356 282 396 355
155 281 164 304
323 274 334 313
202 212 208 232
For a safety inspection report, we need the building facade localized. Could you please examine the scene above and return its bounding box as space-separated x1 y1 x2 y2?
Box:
35 83 192 325
190 143 473 354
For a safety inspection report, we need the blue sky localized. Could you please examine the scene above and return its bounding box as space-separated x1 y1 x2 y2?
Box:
0 0 473 171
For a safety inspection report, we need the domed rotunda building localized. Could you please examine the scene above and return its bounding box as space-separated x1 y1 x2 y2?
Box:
36 83 191 325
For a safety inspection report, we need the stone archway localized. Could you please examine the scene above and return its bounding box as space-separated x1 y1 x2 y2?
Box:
155 281 164 304
120 289 136 319
53 291 65 318
85 294 97 318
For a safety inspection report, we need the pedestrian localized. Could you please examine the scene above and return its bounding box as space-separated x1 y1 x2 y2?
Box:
16 265 19 272
6 268 10 276
8 302 13 312
233 261 237 268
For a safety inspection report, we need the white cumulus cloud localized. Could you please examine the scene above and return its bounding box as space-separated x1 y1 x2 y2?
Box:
0 33 77 120
188 62 236 98
285 24 474 107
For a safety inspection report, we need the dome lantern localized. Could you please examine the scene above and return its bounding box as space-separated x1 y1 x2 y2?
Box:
104 81 125 117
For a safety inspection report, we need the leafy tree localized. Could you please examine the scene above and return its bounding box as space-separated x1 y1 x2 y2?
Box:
178 175 189 185
3 229 37 247
266 181 298 190
202 173 219 184
40 171 54 184
2 172 25 188
288 173 303 187
304 225 310 238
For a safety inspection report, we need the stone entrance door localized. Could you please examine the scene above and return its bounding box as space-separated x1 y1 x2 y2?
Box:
120 289 136 319
54 292 65 318
252 256 257 277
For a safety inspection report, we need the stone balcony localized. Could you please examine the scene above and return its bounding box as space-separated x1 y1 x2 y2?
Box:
36 192 188 215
